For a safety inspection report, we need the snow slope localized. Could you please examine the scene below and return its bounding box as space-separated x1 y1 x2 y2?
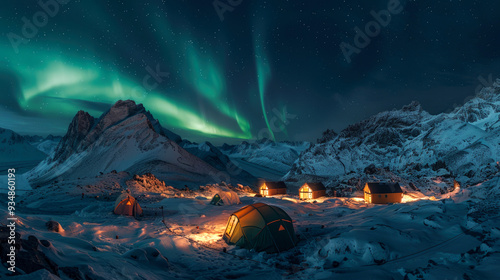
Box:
26 135 62 155
0 128 48 163
286 80 500 186
3 170 499 279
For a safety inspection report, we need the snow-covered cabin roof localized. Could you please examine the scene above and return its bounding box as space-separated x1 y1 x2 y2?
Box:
302 182 326 191
263 181 287 189
364 182 402 194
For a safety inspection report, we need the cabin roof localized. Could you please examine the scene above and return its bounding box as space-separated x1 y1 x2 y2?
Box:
263 181 287 189
302 182 326 191
365 182 402 194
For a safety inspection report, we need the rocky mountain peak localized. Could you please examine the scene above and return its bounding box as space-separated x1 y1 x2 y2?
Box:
452 80 500 125
317 129 338 144
103 100 182 143
401 101 422 112
51 110 95 162
73 111 95 135
0 127 30 145
95 100 146 131
109 99 145 115
476 78 500 100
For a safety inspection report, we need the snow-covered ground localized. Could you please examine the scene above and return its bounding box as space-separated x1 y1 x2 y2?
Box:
1 171 499 279
3 84 500 279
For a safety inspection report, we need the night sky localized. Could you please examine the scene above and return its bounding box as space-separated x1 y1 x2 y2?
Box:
1 0 500 144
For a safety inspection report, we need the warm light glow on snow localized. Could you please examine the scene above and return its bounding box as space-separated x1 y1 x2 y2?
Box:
400 184 462 203
186 233 222 244
432 178 443 184
282 197 299 203
401 194 421 203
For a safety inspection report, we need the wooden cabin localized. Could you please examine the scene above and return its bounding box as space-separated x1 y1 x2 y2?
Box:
260 181 287 197
299 182 326 199
363 182 403 204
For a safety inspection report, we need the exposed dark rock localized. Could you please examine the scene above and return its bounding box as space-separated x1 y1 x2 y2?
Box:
317 129 337 144
40 240 52 247
51 110 95 163
46 220 63 233
414 163 422 171
60 267 85 280
17 235 59 276
364 164 377 175
431 160 447 171
465 170 475 178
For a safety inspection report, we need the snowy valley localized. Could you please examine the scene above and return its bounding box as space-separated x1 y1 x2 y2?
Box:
1 82 500 279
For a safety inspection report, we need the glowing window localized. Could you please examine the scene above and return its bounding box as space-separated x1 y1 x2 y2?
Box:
260 185 268 196
299 186 312 199
126 201 132 205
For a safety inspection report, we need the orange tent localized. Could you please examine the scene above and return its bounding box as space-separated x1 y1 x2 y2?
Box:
114 193 143 217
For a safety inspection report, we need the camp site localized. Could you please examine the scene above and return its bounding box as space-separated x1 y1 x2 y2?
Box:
3 0 500 279
2 163 498 280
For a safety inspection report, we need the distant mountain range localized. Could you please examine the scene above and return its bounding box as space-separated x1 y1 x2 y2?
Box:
25 134 63 155
219 139 310 174
0 128 48 163
285 79 500 186
3 79 500 190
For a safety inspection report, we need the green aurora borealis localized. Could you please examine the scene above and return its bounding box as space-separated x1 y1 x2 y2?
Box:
2 1 500 143
0 1 277 141
2 45 258 139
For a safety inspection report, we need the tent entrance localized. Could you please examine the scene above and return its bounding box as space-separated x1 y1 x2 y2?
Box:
114 194 143 217
210 194 222 205
225 215 238 238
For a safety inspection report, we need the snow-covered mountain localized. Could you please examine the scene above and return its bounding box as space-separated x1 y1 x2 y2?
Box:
286 79 500 185
219 138 310 173
26 134 62 155
27 100 255 187
0 128 48 163
183 141 247 174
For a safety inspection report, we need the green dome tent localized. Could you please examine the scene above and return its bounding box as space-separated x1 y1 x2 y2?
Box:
223 203 297 253
210 190 241 206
